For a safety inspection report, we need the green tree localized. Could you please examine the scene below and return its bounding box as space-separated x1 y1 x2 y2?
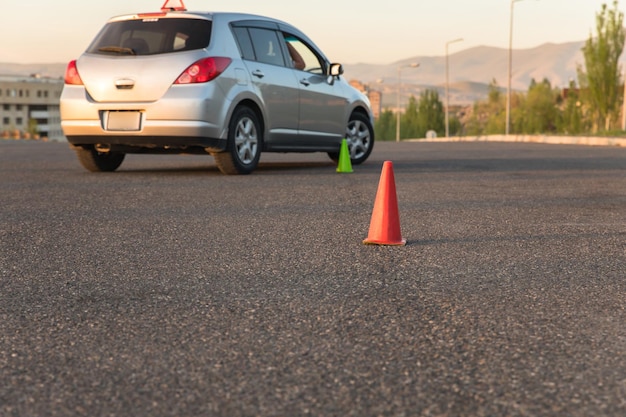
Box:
402 95 420 139
448 115 462 136
374 109 396 141
416 89 445 137
578 0 625 132
514 78 560 134
465 79 505 135
559 79 587 134
27 119 39 137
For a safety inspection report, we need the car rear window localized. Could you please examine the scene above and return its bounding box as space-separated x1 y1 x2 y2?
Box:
87 18 211 56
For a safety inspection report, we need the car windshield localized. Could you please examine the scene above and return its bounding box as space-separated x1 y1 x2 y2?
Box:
87 18 211 56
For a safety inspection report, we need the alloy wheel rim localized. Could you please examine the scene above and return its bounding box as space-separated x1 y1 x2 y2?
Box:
234 117 258 164
346 120 370 159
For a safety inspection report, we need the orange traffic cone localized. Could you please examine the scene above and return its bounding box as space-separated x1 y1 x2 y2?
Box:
363 161 406 246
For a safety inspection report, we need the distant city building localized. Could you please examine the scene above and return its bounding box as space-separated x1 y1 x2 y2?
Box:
368 90 382 119
0 74 64 141
349 79 382 119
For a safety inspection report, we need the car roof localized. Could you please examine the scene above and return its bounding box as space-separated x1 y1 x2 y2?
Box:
107 10 285 25
104 10 324 60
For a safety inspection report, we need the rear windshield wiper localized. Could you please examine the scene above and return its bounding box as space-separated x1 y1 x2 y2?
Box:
98 46 136 55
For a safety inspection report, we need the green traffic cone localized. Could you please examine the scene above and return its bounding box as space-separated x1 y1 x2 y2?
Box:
336 138 353 173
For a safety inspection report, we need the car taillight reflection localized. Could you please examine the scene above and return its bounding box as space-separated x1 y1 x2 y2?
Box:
174 57 232 84
64 60 84 85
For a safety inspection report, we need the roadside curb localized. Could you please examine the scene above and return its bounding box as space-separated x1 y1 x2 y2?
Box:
409 134 626 147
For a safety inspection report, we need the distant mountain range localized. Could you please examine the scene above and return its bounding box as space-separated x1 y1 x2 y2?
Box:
2 40 622 105
344 40 595 105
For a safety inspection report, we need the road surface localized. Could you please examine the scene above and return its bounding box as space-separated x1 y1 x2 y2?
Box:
1 140 625 416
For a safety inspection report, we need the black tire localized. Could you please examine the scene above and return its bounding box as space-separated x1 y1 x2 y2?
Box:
328 112 374 165
213 106 262 175
75 146 125 172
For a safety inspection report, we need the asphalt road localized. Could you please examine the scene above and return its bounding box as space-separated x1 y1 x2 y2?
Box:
1 140 625 417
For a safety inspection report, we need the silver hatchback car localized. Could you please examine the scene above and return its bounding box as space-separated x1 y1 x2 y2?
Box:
60 1 374 174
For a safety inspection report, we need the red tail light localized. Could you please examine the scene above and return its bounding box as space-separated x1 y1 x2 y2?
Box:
64 60 83 85
174 57 232 84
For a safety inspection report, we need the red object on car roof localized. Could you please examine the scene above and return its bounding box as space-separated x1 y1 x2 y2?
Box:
161 0 186 11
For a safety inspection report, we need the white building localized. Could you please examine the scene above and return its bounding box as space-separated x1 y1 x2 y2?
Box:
0 74 64 141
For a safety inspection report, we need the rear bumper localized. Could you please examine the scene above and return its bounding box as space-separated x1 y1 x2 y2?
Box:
60 83 232 152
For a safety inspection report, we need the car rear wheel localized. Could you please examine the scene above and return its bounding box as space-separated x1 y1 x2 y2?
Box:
75 146 125 172
213 106 262 175
328 112 374 165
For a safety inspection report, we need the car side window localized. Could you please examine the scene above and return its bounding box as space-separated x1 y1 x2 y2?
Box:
248 28 286 67
232 27 255 61
231 24 325 73
282 33 324 74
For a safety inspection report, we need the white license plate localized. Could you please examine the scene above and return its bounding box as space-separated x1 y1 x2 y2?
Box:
106 111 141 131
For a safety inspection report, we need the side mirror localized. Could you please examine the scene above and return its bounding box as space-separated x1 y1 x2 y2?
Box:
327 63 344 85
329 63 343 76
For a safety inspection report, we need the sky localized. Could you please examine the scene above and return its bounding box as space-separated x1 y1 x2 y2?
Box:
1 0 619 65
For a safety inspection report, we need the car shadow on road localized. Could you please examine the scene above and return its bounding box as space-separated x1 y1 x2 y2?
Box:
112 160 335 175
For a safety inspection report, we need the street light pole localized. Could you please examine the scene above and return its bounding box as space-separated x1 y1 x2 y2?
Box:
506 0 517 136
445 38 463 138
622 70 626 130
396 66 401 143
396 63 420 142
507 0 537 136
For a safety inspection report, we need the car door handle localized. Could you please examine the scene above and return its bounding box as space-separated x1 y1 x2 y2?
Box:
299 78 310 86
252 70 264 78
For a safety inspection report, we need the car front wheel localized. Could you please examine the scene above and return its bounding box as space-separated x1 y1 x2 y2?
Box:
213 106 262 175
328 112 374 165
75 146 125 172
